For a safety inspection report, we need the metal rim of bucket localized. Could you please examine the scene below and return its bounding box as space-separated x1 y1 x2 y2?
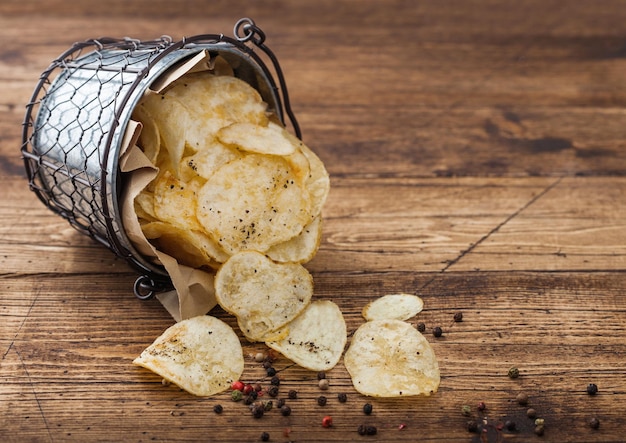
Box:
21 18 301 298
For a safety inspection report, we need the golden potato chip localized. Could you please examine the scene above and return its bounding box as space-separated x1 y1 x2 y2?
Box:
266 300 346 371
214 251 314 342
298 143 330 218
164 72 269 143
138 91 188 172
362 293 424 322
266 215 322 263
344 319 440 397
196 154 312 255
141 221 228 268
133 315 244 397
178 140 242 183
217 121 297 156
152 171 202 232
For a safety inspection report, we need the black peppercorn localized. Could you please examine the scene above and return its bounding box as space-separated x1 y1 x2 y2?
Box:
454 312 463 322
534 425 545 436
288 389 298 399
365 426 377 436
515 392 529 405
590 417 600 429
267 385 279 397
270 375 280 386
317 396 327 406
244 394 256 405
505 420 516 431
276 398 286 409
251 403 265 419
357 424 366 436
266 367 277 377
466 420 478 433
260 431 270 441
263 360 273 370
432 326 443 338
417 322 426 333
280 405 291 416
317 371 326 380
587 383 598 395
337 392 347 403
363 403 373 415
213 404 223 414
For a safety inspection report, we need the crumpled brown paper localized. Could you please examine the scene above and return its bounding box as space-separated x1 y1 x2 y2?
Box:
119 50 222 322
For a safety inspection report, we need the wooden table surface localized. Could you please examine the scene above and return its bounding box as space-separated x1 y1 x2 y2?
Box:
2 1 626 442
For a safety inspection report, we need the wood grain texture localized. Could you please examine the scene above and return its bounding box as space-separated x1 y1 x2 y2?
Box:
1 1 626 442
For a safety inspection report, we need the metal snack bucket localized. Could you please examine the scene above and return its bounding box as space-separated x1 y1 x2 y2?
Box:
21 18 301 298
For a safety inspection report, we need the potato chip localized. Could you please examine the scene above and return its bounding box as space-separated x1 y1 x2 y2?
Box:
214 251 314 342
266 300 346 371
141 221 228 268
152 171 203 232
344 319 440 397
298 143 330 218
362 293 424 322
197 154 312 255
133 315 244 397
178 141 241 183
138 91 188 172
164 73 269 143
217 121 297 156
266 215 322 263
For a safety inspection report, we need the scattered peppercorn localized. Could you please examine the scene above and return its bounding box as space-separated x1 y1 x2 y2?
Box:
317 396 327 406
357 424 366 436
516 392 529 406
477 401 486 411
288 390 298 399
280 405 291 416
243 384 255 395
363 403 373 415
535 418 545 427
589 417 600 430
365 425 377 435
417 322 426 333
338 392 348 403
508 367 520 379
461 405 472 416
266 367 277 377
213 404 223 414
432 326 443 338
526 408 537 418
260 431 270 442
254 383 263 392
318 379 330 390
505 420 516 431
534 425 545 436
231 380 245 391
263 400 273 412
317 371 326 380
587 383 598 395
267 385 279 398
321 415 333 428
466 420 478 433
231 390 243 402
263 360 273 370
454 312 463 322
270 375 280 386
244 394 256 405
251 403 265 419
255 352 266 362
276 398 286 409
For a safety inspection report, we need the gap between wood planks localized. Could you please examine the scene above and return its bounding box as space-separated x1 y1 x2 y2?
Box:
418 176 564 292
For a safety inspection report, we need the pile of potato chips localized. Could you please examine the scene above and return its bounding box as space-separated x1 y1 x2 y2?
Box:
131 69 439 399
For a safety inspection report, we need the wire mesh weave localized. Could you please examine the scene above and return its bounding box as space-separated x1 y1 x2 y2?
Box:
21 20 294 296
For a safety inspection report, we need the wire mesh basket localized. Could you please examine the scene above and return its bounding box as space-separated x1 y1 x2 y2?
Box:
21 18 301 298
